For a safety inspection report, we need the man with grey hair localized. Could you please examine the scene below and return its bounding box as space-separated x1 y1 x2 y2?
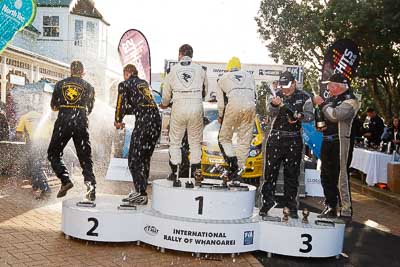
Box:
314 73 360 219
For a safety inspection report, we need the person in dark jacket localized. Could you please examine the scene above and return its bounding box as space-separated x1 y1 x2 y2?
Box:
115 64 161 205
363 107 384 147
381 116 400 152
260 71 313 218
48 61 96 201
314 73 360 219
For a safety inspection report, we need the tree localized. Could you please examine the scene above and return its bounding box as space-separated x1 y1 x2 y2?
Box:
256 81 269 119
256 0 400 121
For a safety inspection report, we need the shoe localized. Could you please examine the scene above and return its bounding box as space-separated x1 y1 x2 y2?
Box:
85 182 96 201
168 162 178 181
317 206 337 218
122 191 141 202
289 209 299 219
57 181 74 198
130 195 148 205
167 173 176 181
339 208 353 221
259 202 276 217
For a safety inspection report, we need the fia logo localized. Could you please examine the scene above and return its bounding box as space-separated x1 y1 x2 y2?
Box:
243 230 254 245
144 225 159 236
177 69 195 88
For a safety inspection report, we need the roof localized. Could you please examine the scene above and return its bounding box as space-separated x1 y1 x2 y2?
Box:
37 0 110 26
71 0 109 25
7 45 70 69
37 0 73 7
25 24 41 34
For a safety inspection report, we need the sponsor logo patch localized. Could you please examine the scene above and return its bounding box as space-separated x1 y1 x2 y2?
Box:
244 231 254 245
177 69 195 88
144 225 159 236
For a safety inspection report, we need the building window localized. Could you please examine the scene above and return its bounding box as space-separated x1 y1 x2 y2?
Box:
86 21 96 48
43 16 60 37
74 20 83 46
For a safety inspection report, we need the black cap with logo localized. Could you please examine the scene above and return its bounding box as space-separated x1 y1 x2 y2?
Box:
278 71 295 89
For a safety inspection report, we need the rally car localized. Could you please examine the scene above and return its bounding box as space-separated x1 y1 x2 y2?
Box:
201 115 264 186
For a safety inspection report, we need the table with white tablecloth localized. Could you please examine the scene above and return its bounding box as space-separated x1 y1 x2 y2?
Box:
350 148 394 186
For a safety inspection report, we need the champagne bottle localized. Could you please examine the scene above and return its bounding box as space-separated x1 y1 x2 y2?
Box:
314 104 326 129
279 102 297 120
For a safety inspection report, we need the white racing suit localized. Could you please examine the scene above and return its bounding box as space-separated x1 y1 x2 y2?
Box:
216 70 256 174
162 56 208 174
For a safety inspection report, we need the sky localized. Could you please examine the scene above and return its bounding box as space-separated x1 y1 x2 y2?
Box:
95 0 275 73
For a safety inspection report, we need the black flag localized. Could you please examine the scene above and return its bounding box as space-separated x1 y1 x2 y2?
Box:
320 39 360 99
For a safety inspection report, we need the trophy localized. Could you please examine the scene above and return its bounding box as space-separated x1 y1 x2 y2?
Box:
194 169 203 186
221 169 229 187
185 166 194 188
282 207 290 222
302 208 310 224
210 169 229 190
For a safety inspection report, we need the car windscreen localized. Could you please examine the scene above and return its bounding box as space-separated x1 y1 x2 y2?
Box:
203 120 258 144
204 108 219 122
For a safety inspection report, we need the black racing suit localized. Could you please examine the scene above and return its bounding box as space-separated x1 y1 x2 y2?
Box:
48 76 96 186
366 115 385 146
115 75 161 195
320 90 359 214
261 89 313 211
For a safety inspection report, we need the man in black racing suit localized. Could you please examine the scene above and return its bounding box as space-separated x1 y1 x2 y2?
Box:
314 73 359 219
48 60 96 201
260 71 313 218
115 64 161 205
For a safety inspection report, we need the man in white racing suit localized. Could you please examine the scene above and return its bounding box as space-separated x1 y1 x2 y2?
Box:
161 44 208 185
217 57 256 181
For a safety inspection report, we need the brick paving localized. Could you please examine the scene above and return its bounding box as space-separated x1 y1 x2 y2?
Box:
0 175 262 267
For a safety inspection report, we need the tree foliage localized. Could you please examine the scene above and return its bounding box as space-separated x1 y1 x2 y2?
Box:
256 0 400 120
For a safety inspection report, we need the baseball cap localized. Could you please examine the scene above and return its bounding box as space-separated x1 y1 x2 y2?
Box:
278 71 295 89
321 73 349 85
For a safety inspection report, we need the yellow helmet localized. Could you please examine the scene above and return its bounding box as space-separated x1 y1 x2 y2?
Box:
226 57 241 71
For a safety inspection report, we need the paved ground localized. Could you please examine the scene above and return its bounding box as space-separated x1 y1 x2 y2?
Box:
1 147 400 266
0 172 261 267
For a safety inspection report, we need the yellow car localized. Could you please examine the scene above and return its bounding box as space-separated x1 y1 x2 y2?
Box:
201 117 264 186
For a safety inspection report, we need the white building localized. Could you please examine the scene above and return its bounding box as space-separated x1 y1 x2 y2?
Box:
1 21 70 103
30 0 121 103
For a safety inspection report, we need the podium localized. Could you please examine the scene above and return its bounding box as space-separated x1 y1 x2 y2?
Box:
62 178 345 257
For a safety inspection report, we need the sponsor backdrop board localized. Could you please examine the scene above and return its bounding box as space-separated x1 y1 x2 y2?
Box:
164 60 304 101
